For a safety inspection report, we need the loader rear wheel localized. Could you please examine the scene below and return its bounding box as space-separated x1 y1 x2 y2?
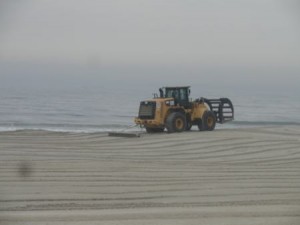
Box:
145 127 164 133
166 112 186 133
198 111 216 131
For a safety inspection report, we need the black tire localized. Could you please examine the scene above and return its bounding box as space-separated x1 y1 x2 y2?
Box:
145 127 164 133
198 119 205 131
198 111 216 131
166 112 186 133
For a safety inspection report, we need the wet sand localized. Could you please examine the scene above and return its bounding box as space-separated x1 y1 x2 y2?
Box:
0 127 300 224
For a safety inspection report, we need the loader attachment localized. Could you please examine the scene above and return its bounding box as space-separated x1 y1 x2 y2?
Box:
203 98 234 124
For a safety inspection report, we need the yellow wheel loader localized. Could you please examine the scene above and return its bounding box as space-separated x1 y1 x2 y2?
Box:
134 86 234 133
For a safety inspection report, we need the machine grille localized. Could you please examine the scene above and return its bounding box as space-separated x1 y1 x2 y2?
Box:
138 101 156 119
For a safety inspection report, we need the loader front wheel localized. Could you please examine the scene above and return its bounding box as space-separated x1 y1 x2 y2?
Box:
198 111 216 131
166 112 186 133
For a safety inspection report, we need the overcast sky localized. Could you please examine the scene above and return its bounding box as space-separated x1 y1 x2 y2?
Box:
0 0 299 89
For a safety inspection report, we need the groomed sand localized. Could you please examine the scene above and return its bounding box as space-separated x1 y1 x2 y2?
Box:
0 126 300 224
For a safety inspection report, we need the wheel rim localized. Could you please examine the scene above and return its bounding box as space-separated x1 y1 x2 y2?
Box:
175 118 184 130
207 116 214 128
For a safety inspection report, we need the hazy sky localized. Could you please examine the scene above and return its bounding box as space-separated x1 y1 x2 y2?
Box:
0 0 299 89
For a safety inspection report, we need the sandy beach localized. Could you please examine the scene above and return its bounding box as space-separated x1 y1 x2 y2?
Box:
0 126 300 224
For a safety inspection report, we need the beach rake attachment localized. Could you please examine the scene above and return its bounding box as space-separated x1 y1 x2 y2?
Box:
203 98 234 123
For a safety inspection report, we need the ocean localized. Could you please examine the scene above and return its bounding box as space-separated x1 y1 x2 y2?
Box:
0 82 299 133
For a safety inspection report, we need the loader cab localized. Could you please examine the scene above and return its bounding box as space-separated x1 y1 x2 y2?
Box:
163 86 191 108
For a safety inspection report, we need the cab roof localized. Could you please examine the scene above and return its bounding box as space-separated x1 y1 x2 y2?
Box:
163 86 190 89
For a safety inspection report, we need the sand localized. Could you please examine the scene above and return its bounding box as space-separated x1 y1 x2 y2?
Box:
0 126 300 224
